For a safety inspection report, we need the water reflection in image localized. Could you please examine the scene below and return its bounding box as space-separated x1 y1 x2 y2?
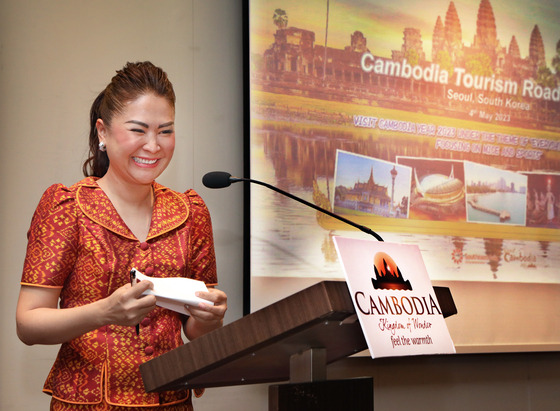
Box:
250 128 560 283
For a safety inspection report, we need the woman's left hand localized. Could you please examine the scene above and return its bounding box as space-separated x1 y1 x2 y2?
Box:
183 288 227 340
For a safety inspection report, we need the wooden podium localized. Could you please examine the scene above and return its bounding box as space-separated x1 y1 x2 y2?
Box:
140 281 457 410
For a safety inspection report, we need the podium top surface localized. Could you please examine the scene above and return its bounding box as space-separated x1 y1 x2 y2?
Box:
140 281 366 392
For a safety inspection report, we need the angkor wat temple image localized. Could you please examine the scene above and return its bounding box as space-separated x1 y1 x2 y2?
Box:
254 0 558 128
430 0 545 81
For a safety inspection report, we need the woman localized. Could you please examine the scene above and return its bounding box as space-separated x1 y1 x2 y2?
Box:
16 61 227 410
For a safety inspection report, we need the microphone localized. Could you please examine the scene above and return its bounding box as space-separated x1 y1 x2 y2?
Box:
202 171 384 241
202 171 243 188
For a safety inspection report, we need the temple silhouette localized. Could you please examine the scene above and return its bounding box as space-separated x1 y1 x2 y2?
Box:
372 252 413 291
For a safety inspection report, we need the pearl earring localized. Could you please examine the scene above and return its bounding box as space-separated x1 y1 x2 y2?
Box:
98 141 106 152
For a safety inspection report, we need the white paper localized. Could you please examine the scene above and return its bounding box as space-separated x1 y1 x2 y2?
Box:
131 268 213 315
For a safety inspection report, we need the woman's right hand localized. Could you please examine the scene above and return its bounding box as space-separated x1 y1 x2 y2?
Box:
16 280 157 346
101 281 157 327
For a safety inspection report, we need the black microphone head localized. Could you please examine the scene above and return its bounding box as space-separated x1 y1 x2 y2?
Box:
202 171 233 188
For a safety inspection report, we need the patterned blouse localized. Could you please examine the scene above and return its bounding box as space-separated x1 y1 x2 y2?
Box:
21 177 217 407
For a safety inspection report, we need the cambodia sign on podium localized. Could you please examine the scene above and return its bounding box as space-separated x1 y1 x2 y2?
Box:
334 236 456 358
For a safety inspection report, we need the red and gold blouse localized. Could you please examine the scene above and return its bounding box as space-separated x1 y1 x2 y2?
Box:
21 177 217 407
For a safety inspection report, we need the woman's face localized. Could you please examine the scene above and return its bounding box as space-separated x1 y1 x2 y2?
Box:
97 93 175 187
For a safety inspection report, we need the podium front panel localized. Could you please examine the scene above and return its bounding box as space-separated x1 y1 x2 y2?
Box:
140 281 366 391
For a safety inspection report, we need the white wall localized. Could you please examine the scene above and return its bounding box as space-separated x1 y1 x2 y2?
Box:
0 0 255 409
1 1 559 410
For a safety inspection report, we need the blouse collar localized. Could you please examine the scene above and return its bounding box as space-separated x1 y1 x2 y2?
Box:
75 177 189 241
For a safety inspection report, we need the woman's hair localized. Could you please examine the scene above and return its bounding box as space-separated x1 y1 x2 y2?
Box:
82 61 176 177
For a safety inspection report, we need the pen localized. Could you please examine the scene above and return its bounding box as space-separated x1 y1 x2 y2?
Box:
130 269 140 336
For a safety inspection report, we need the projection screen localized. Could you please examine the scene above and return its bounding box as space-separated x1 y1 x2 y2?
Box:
247 0 560 353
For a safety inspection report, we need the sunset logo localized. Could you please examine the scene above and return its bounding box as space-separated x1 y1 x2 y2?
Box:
451 248 464 264
372 252 412 291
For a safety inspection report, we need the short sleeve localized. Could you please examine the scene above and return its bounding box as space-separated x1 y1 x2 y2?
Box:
21 184 79 287
184 189 218 286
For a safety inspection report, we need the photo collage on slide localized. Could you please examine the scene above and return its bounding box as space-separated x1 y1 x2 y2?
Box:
334 149 559 229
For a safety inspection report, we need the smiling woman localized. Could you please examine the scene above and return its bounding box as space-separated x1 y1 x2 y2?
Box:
16 61 228 411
